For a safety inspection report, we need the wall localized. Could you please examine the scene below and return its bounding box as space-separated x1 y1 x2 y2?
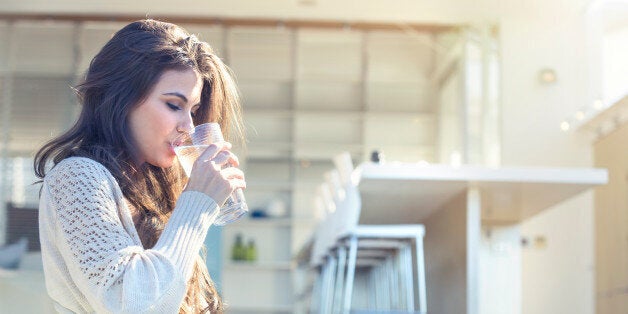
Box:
520 193 594 314
594 122 628 313
593 5 628 311
602 27 628 103
423 193 468 314
498 6 596 314
479 225 522 314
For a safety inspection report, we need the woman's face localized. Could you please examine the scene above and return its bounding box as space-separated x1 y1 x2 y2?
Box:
128 68 203 168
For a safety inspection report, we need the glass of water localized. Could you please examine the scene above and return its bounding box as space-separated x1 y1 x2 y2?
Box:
173 122 248 226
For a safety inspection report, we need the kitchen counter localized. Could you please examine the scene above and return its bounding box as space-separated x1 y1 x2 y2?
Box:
356 162 608 225
353 162 608 314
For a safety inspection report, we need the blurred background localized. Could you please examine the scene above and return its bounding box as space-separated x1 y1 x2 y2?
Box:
0 0 626 313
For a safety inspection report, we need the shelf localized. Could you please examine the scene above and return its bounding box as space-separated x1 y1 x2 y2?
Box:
223 261 294 271
293 180 324 189
244 141 293 159
576 94 628 138
245 155 294 162
363 111 434 119
226 304 293 313
236 77 293 83
244 108 435 120
227 217 314 227
230 217 293 227
243 108 293 118
294 77 363 84
245 180 293 191
245 141 292 149
293 142 364 160
365 79 430 85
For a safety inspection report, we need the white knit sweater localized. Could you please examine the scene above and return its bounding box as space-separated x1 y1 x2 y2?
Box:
39 157 219 313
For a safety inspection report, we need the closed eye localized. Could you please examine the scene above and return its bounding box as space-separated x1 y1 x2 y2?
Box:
166 102 182 111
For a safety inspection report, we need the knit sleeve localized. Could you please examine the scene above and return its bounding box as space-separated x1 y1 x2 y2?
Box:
43 157 219 313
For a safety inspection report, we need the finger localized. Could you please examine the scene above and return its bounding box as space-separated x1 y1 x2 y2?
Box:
229 178 247 190
212 151 240 167
221 167 245 180
211 151 230 165
197 142 229 164
229 153 240 167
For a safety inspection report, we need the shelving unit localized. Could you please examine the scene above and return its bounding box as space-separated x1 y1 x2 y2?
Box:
216 26 451 313
223 261 294 271
226 304 293 314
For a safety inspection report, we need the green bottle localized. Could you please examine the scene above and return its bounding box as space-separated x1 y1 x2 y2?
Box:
232 233 245 261
246 239 257 262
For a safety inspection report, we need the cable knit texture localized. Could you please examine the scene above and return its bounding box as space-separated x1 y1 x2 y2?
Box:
38 157 219 313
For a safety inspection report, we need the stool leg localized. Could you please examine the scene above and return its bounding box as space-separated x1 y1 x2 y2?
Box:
374 265 383 310
332 245 347 314
310 266 322 314
368 266 376 309
321 255 334 313
400 246 410 310
389 253 399 310
325 255 338 314
342 236 358 314
385 256 393 310
415 235 427 313
403 244 415 311
373 264 380 310
380 262 387 310
396 247 405 310
320 258 330 314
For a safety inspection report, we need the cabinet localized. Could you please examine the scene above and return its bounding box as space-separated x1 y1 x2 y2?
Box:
581 95 628 313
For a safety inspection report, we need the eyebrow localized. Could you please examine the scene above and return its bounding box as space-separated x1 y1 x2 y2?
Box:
163 92 188 103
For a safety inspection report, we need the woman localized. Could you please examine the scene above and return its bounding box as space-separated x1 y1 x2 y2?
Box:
34 19 245 313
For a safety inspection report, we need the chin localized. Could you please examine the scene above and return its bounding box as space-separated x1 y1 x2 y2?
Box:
148 157 175 169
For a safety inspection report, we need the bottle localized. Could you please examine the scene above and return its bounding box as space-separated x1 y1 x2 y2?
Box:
246 239 257 262
370 150 385 163
231 233 245 261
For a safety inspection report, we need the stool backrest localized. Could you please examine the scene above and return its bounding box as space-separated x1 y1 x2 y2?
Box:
310 182 337 267
310 152 363 266
331 152 361 238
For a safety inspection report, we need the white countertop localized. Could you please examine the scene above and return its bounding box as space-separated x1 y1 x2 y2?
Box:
356 162 608 225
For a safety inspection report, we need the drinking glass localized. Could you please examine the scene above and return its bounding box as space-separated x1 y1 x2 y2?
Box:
173 123 248 225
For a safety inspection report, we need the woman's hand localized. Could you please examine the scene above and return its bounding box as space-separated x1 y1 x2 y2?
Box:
183 142 246 206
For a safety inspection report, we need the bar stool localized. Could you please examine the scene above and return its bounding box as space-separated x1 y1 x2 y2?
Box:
325 153 427 314
310 181 343 314
332 225 426 313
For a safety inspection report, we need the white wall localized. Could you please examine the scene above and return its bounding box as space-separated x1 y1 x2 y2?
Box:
602 27 628 103
521 193 595 314
424 193 468 314
498 6 597 314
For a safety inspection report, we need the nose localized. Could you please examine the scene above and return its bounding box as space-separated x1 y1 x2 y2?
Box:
177 114 194 134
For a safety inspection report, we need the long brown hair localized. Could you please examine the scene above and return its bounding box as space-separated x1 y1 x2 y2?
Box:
34 19 245 313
